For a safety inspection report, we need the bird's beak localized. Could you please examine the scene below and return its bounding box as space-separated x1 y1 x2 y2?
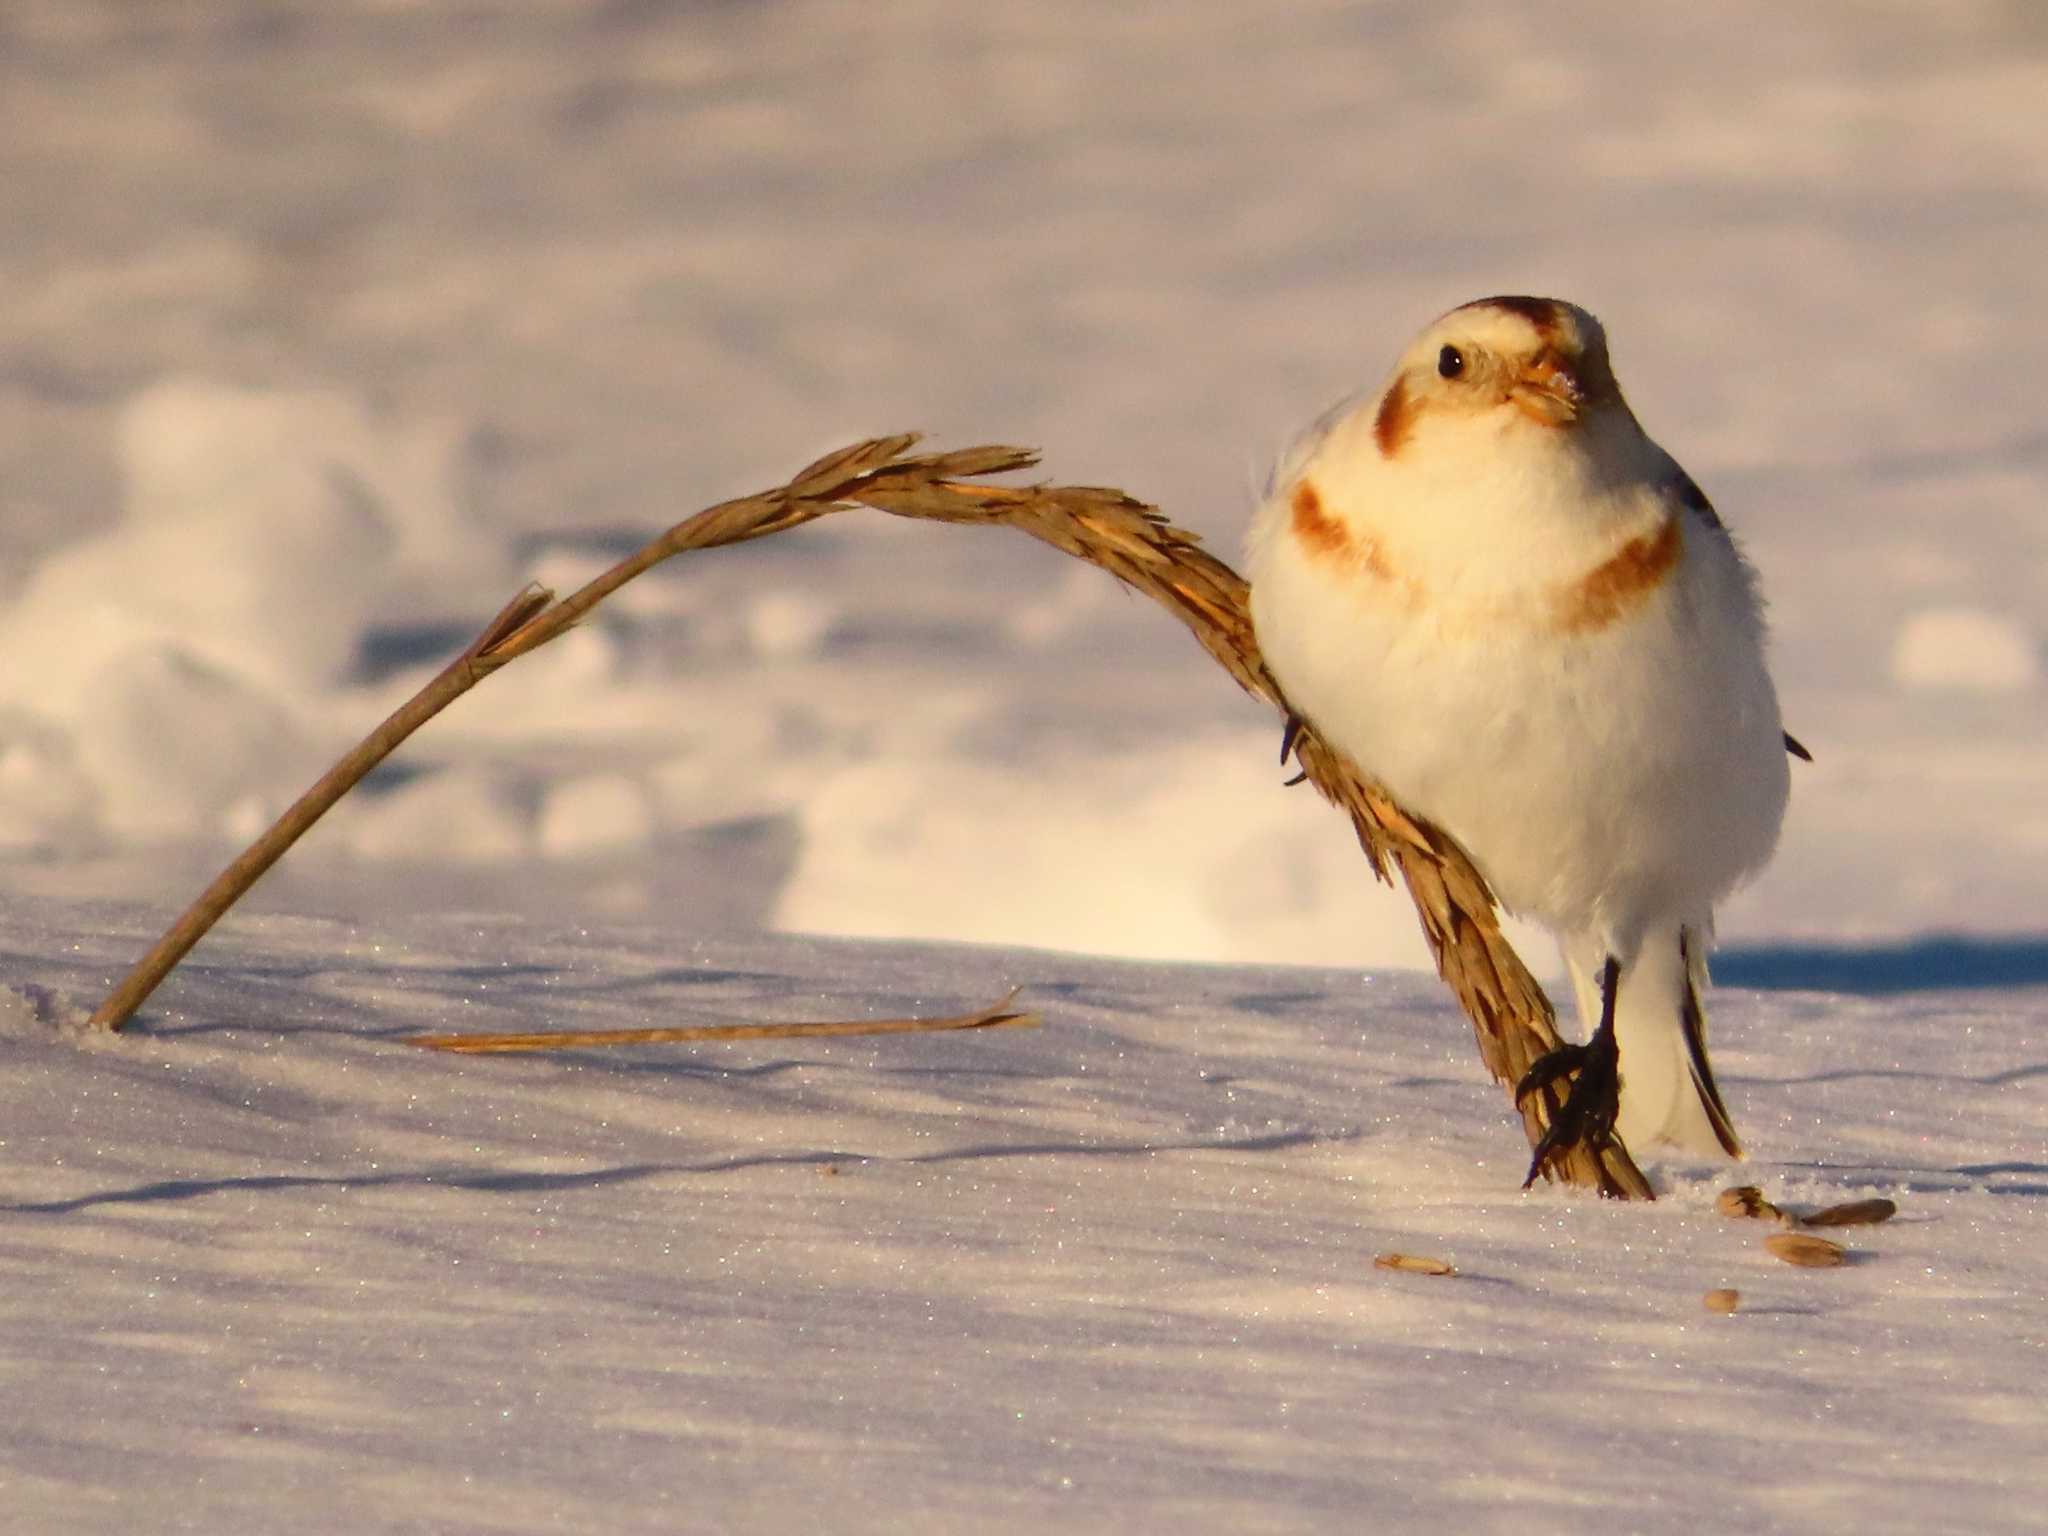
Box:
1509 350 1583 426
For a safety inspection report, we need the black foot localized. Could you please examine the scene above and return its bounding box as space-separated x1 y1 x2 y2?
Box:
1515 1033 1621 1187
1515 954 1624 1189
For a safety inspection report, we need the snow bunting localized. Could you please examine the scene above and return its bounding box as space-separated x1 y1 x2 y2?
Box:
1247 296 1801 1186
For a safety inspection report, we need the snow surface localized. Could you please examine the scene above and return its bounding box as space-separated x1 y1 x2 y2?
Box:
4 905 2045 1533
3 2 2046 1530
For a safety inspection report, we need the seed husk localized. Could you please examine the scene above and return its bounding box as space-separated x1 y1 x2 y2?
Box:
1374 1252 1457 1277
1717 1185 1783 1222
1765 1232 1848 1268
1799 1197 1897 1228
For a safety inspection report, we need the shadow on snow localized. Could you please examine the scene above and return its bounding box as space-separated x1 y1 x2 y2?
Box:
3 1126 1352 1216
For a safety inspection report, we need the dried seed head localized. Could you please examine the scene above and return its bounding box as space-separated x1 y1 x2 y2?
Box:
1717 1185 1784 1222
1800 1197 1897 1228
1703 1288 1741 1314
1765 1232 1849 1268
1374 1252 1458 1277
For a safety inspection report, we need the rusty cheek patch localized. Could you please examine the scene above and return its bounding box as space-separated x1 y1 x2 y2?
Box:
1290 480 1400 584
1373 376 1415 458
1552 515 1683 634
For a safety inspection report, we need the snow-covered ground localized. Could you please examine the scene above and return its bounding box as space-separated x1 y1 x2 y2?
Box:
3 2 2045 1529
6 906 2045 1532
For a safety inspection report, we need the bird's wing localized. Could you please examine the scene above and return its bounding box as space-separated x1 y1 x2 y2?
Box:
1662 463 1810 762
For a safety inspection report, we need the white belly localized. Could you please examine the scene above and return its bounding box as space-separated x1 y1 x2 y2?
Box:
1249 515 1788 959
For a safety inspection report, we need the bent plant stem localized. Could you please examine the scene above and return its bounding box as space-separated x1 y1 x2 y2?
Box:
87 433 1006 1033
86 584 552 1033
84 434 1649 1197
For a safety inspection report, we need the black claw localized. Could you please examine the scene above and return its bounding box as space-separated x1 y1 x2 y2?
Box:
1515 1043 1587 1104
1279 712 1304 766
1278 713 1311 786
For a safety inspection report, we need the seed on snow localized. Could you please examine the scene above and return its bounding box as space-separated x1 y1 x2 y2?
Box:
1717 1185 1783 1222
1765 1232 1848 1268
1800 1197 1896 1228
1373 1252 1457 1277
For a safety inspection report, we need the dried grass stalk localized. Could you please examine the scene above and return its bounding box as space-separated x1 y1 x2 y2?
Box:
86 436 1648 1196
86 436 1012 1035
404 990 1037 1055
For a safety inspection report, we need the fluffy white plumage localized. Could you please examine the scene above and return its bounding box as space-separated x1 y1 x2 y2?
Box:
1247 296 1791 1177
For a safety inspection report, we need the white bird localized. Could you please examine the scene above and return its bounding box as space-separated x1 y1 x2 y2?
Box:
1247 295 1801 1186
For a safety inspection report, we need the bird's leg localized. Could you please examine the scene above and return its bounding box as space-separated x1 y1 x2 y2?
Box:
1515 955 1624 1189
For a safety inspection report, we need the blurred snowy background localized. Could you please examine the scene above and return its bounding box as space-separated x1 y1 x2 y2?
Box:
3 0 2043 970
6 9 2046 1530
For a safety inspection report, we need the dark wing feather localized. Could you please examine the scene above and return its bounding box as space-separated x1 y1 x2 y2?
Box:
1670 467 1724 531
1678 928 1743 1158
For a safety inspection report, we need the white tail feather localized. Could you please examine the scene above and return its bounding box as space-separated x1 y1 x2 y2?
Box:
1566 926 1741 1159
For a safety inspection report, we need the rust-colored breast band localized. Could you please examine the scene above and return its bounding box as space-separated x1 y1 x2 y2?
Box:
1552 514 1683 634
1289 479 1400 584
1290 479 1348 556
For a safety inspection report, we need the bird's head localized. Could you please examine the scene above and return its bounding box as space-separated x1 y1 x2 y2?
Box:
1370 296 1631 460
1261 295 1678 606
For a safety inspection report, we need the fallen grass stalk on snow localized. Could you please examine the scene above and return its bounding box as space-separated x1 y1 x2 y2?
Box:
86 434 1648 1196
403 990 1039 1055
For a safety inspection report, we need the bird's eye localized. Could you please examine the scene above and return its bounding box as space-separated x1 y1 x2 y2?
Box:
1437 344 1466 380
